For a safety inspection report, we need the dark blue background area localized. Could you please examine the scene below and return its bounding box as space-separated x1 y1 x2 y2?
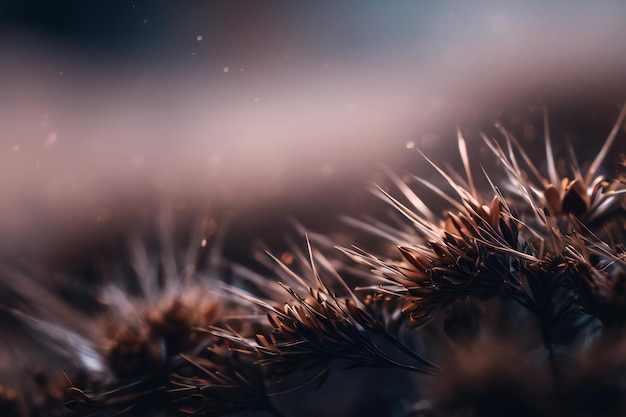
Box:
0 1 436 60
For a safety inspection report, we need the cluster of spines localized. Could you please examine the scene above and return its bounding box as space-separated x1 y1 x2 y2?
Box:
1 105 626 416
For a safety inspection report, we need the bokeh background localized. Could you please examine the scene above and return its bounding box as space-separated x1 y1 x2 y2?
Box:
1 0 626 260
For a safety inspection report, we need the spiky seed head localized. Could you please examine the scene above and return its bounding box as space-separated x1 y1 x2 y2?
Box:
146 294 221 350
103 321 165 379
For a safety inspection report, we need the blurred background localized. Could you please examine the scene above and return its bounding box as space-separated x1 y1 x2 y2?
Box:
1 0 626 261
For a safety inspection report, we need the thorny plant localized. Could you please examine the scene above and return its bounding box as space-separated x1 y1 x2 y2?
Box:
1 105 626 417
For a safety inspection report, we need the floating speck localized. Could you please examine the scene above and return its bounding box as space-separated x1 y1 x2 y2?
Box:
44 132 58 147
406 140 415 149
196 35 203 42
58 71 63 76
130 155 145 168
254 97 260 103
488 13 511 35
13 145 19 152
223 66 229 73
281 252 294 265
95 207 112 222
200 239 207 248
207 154 221 166
320 164 334 176
143 19 148 24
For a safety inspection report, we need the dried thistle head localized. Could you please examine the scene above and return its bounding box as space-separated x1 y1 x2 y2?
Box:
341 163 528 323
485 106 626 226
336 105 626 417
98 281 223 378
146 293 221 349
0 211 246 416
210 237 436 406
102 320 166 380
342 105 626 330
